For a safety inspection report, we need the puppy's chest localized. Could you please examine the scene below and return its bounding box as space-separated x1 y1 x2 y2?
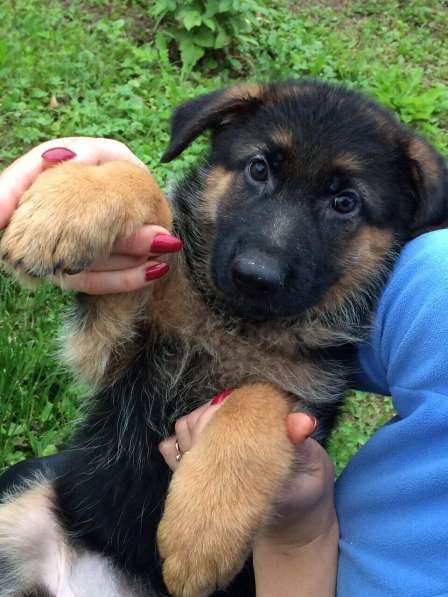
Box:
189 324 332 405
155 272 344 405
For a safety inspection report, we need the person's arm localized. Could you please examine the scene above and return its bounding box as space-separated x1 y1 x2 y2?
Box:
0 138 182 294
253 520 338 597
159 401 339 596
253 527 338 597
252 414 338 597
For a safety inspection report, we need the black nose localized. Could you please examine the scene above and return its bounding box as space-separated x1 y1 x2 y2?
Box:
231 251 287 296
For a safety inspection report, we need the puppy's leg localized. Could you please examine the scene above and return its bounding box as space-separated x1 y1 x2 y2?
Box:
157 383 295 597
0 161 173 385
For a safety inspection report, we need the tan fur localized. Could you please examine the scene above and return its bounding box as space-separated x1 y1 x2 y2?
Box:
151 259 344 404
1 161 173 386
333 152 365 174
62 289 152 386
271 129 295 151
223 83 264 103
157 383 294 597
0 161 171 277
313 226 394 317
0 482 62 594
408 136 440 183
269 82 316 104
201 166 234 220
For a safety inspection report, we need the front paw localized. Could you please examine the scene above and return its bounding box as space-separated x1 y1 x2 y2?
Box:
158 455 251 597
157 384 294 597
1 195 108 277
0 161 171 278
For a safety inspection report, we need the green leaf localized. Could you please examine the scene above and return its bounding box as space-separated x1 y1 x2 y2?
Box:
40 402 53 423
194 27 216 48
42 444 57 457
202 17 217 31
218 0 233 11
179 38 205 73
214 28 229 49
179 9 203 31
204 0 221 18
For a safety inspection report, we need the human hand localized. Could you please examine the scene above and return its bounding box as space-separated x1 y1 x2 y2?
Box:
159 391 337 550
0 138 182 294
258 413 337 548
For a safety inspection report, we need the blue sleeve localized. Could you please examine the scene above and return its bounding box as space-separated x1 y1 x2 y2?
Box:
336 230 448 597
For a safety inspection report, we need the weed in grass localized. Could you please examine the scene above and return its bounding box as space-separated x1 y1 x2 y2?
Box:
328 392 396 476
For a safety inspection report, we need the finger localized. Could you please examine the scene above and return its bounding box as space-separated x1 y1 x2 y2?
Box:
39 137 147 170
0 138 86 228
87 254 149 272
180 402 212 436
189 389 234 441
0 146 68 228
175 397 224 447
41 147 77 171
159 395 230 471
71 137 147 169
286 413 318 446
159 405 219 473
174 416 193 454
159 436 180 472
190 402 226 442
56 260 169 295
0 138 147 229
159 405 210 473
112 226 174 257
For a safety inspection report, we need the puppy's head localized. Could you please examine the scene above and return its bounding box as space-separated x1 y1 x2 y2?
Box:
163 81 448 322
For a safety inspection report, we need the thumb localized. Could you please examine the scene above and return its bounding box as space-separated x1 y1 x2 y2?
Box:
286 413 318 445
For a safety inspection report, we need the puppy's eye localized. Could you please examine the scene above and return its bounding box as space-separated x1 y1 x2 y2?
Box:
331 191 360 215
249 158 269 182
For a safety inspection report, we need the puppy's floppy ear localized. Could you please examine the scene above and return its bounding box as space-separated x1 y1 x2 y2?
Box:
161 84 265 163
406 135 448 234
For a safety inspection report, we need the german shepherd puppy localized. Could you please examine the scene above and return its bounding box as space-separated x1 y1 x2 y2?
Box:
0 80 447 597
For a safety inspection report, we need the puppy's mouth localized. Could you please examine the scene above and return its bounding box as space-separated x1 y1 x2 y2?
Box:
211 248 316 323
221 299 288 322
216 290 315 323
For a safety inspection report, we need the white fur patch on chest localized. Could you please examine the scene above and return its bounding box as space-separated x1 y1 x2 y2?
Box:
45 550 143 597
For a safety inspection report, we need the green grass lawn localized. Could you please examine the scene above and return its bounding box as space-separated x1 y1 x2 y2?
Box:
0 0 447 471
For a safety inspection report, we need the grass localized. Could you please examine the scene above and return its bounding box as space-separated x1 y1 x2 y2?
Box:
0 0 447 470
0 279 80 468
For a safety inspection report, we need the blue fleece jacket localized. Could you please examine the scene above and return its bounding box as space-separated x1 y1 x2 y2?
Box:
336 230 448 597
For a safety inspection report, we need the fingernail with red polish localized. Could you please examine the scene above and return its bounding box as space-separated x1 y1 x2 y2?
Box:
211 388 234 406
150 234 183 254
145 262 170 281
41 147 77 162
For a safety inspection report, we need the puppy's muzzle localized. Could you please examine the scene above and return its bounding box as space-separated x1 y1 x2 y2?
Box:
231 250 287 297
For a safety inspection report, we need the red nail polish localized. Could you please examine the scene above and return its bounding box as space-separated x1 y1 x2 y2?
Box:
211 388 234 405
150 234 183 254
145 263 170 281
41 147 77 162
